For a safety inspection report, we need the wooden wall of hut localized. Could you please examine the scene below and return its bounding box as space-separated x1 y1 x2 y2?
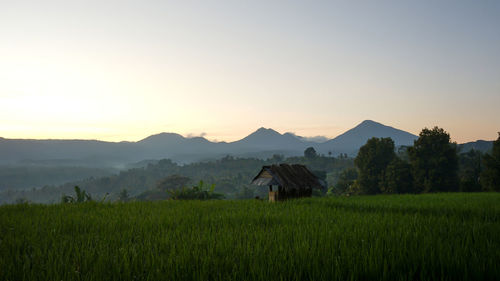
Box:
270 186 313 201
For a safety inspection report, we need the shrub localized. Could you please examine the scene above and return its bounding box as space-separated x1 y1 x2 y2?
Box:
167 181 224 200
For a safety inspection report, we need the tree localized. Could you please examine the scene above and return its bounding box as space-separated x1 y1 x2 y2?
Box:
119 189 129 202
408 127 459 192
61 186 92 203
304 147 317 158
382 157 414 194
354 137 396 194
458 149 482 192
328 168 358 195
268 154 284 163
236 186 254 199
481 133 500 191
167 180 224 200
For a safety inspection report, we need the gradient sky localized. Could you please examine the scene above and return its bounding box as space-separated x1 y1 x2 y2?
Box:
1 0 499 143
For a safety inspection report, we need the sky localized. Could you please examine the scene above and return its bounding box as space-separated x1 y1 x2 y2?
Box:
1 0 499 143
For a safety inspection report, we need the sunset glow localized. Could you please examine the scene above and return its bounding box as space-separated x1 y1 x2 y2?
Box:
1 0 499 143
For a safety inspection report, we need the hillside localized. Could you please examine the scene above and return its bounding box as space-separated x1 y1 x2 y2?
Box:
317 120 418 155
458 140 493 154
0 120 421 166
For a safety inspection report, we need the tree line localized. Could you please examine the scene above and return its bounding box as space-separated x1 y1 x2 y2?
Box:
331 127 500 195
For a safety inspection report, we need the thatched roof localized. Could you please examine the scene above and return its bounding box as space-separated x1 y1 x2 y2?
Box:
251 164 325 191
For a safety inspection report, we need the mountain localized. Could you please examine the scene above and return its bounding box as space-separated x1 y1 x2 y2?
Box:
317 120 418 155
458 140 493 154
136 133 223 159
0 138 126 166
228 128 310 153
2 120 488 167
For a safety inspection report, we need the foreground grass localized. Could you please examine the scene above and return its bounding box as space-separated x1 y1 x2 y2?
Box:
0 193 499 281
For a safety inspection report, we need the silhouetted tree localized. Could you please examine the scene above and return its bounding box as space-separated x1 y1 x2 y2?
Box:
355 137 396 194
236 186 254 199
61 186 92 203
329 168 358 195
481 133 500 191
119 188 129 202
458 149 482 192
382 157 414 193
304 147 317 158
408 127 459 192
268 154 284 163
167 180 224 200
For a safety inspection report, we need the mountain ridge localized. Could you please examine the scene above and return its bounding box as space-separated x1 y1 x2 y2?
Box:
317 120 418 155
0 120 492 166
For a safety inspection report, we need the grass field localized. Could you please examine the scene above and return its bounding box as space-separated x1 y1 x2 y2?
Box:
1 193 499 281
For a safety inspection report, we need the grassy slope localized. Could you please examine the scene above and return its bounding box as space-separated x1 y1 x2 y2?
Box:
0 193 499 281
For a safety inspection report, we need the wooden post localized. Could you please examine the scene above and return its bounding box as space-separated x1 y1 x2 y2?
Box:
269 191 278 202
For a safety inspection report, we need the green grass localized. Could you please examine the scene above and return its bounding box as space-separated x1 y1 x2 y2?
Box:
1 193 499 281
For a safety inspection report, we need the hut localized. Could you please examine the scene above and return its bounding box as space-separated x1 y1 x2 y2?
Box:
251 164 325 202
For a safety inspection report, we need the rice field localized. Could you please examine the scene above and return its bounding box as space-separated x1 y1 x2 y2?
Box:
0 193 499 281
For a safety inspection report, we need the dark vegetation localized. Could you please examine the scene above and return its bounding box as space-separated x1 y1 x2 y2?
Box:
166 180 224 200
336 127 500 195
61 186 93 203
1 193 498 280
481 133 500 191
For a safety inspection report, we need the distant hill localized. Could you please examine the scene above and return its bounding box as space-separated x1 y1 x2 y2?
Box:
317 120 418 155
458 140 493 154
0 138 129 167
135 133 226 162
228 128 312 153
0 120 490 166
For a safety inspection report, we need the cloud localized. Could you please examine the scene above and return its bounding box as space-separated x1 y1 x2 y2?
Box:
301 136 330 143
286 132 329 143
186 132 207 138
